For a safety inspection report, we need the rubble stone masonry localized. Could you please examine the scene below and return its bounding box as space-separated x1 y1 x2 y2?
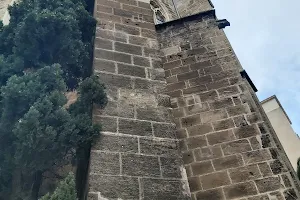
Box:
88 0 300 199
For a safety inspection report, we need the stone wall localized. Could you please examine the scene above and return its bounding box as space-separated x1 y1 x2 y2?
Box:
155 0 178 21
156 10 300 200
88 0 190 199
176 0 213 18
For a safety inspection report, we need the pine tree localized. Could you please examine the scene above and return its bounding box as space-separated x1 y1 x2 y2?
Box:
0 0 106 199
40 173 77 200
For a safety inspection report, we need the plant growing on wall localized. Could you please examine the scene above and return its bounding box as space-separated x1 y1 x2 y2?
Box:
0 0 106 199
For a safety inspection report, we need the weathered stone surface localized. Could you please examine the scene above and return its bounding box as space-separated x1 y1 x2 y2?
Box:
234 125 260 139
186 135 207 149
89 3 300 199
117 101 135 118
206 79 230 90
94 59 116 73
89 175 139 199
117 63 146 78
221 139 252 155
139 138 179 156
270 159 285 175
200 110 228 123
209 98 234 110
255 177 281 193
194 146 223 161
115 23 140 35
160 157 182 178
122 154 160 177
183 85 207 95
199 90 218 102
284 189 298 200
93 134 138 153
282 174 292 188
189 75 212 87
93 116 117 132
153 123 177 139
212 118 235 131
242 149 272 164
248 195 270 200
118 118 152 136
229 165 261 183
136 105 171 122
188 177 201 192
95 48 132 63
195 188 225 200
181 114 201 127
133 56 150 67
191 160 214 175
183 151 194 164
249 136 262 150
95 37 113 49
97 72 132 89
207 130 235 145
90 152 120 175
200 171 231 189
212 155 244 170
87 193 98 200
227 104 250 117
141 178 190 200
223 182 258 199
187 123 213 136
258 162 273 177
233 115 249 127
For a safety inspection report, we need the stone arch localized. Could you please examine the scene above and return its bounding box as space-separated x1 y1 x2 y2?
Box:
150 0 169 24
150 0 180 24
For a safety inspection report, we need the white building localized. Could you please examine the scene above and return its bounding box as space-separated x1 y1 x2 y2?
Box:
0 0 16 25
261 95 300 170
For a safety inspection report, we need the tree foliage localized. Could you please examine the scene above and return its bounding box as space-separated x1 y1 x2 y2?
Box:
0 0 106 199
40 173 77 200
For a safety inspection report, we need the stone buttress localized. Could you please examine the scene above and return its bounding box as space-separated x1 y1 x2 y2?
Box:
87 0 190 199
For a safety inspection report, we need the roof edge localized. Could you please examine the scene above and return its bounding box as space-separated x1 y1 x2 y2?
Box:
261 95 292 125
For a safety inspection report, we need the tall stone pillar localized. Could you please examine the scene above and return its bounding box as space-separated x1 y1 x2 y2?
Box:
156 10 300 200
87 0 190 199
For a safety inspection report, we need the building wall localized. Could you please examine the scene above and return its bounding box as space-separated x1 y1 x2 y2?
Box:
88 0 300 199
176 0 213 18
262 96 300 171
87 0 190 199
156 10 300 199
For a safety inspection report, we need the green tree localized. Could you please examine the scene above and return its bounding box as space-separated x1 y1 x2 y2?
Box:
0 0 106 199
40 173 77 200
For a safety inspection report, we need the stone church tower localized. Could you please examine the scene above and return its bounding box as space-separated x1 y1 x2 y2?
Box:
88 0 300 199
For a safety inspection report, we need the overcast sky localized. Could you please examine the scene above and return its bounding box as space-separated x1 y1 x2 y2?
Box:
211 0 300 134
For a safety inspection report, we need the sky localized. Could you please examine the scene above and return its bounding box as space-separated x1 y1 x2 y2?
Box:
211 0 300 134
